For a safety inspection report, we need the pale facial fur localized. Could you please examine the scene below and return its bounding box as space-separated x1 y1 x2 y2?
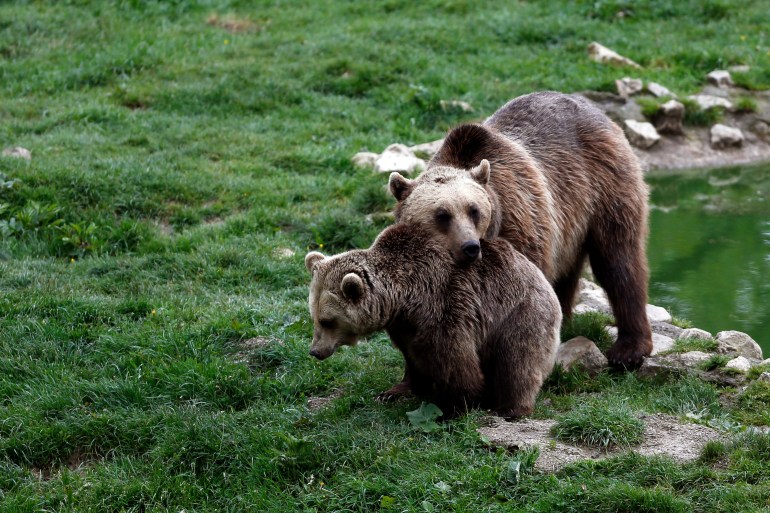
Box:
389 160 492 264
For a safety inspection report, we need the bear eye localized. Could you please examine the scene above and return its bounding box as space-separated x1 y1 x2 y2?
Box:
319 319 336 329
435 209 452 225
469 205 480 224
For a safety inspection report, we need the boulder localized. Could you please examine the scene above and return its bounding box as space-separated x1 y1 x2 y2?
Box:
716 330 763 359
679 328 713 341
653 100 684 135
757 372 770 383
637 350 712 379
706 70 734 88
651 322 684 340
724 356 752 373
556 336 608 376
647 82 676 98
373 144 425 174
410 139 444 159
351 151 379 169
2 147 31 160
615 77 643 98
651 333 675 355
624 120 660 149
710 124 744 149
689 94 732 111
440 100 474 112
587 42 642 69
646 304 672 323
577 285 611 314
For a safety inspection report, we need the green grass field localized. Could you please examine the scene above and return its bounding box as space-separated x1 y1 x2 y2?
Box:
2 1 770 511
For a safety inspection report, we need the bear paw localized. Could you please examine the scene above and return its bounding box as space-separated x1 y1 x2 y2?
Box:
375 381 413 402
606 336 653 369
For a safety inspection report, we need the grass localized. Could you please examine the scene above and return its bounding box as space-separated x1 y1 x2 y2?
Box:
1 0 769 510
551 399 645 450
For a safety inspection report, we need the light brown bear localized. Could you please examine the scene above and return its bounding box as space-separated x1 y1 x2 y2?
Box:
305 223 561 418
389 91 651 369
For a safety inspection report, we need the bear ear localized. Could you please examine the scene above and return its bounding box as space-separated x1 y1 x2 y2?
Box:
340 273 365 302
471 159 490 185
305 251 326 272
389 172 415 201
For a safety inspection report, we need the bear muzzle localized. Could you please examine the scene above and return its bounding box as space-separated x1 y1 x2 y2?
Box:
460 240 481 262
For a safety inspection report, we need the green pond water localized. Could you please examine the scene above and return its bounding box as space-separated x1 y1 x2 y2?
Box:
646 163 770 356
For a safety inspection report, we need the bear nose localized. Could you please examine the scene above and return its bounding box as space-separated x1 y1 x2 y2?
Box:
461 241 481 261
309 349 323 360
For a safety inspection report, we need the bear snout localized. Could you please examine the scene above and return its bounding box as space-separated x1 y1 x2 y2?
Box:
309 348 328 360
461 240 481 262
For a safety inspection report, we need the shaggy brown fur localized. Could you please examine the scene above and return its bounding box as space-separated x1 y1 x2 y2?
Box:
305 223 561 418
390 91 652 369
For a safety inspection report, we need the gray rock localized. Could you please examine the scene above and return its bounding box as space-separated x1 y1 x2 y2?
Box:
624 120 660 149
728 64 750 73
757 372 770 383
587 42 642 69
676 351 714 367
646 304 672 323
651 333 675 355
716 330 763 359
706 70 734 88
273 247 295 259
556 336 608 376
652 322 684 340
710 124 744 149
605 326 618 342
647 82 676 98
410 139 444 159
374 144 425 174
616 77 643 98
577 285 611 314
763 358 770 366
2 147 31 160
440 100 474 112
637 350 712 379
724 356 752 373
679 328 713 341
689 94 732 111
653 100 684 135
351 151 379 169
752 120 770 142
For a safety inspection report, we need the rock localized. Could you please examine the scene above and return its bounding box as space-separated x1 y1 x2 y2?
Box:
651 322 684 340
273 247 295 259
679 328 713 341
653 100 684 135
615 77 643 98
724 356 752 373
373 144 425 174
577 285 611 314
410 139 443 159
605 326 618 342
2 147 31 160
624 120 660 149
647 82 676 98
757 372 770 383
637 350 712 378
676 351 714 367
351 151 379 169
729 64 750 73
716 330 763 359
440 100 474 112
651 333 675 355
706 70 734 88
710 124 744 149
556 336 608 376
752 120 770 142
646 304 672 323
689 94 732 111
763 358 770 366
587 42 642 69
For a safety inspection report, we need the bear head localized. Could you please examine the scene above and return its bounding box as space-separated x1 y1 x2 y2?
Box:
389 159 492 265
304 250 380 360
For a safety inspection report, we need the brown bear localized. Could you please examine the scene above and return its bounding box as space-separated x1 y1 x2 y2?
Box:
305 223 561 418
389 91 651 369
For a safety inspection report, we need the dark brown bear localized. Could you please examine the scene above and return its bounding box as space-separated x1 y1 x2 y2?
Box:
389 91 651 369
305 223 561 418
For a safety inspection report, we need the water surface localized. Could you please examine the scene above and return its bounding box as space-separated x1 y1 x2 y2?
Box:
646 164 770 356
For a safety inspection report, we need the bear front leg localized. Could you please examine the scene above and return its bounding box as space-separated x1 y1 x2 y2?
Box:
375 367 413 402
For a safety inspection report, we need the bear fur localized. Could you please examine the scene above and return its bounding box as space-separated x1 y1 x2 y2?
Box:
389 91 651 368
305 223 561 418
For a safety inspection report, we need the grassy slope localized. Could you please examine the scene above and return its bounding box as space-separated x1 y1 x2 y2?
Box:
1 0 769 511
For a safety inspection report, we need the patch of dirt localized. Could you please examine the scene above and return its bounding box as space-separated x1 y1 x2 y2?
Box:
206 14 261 33
232 336 278 364
479 413 725 472
307 389 344 412
31 449 98 480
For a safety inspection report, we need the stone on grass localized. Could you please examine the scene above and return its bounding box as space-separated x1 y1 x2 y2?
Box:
757 372 770 383
605 326 618 342
729 64 750 73
710 124 744 149
440 100 474 112
637 350 712 378
724 356 752 373
647 82 676 98
624 120 660 149
587 42 642 69
2 147 31 160
615 77 643 98
577 285 611 314
654 100 684 135
717 330 763 359
651 322 684 340
351 151 379 169
556 336 608 376
273 247 295 259
689 94 732 111
651 333 675 355
646 304 671 323
763 358 770 366
373 144 425 174
706 70 734 88
410 139 444 159
680 328 713 341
